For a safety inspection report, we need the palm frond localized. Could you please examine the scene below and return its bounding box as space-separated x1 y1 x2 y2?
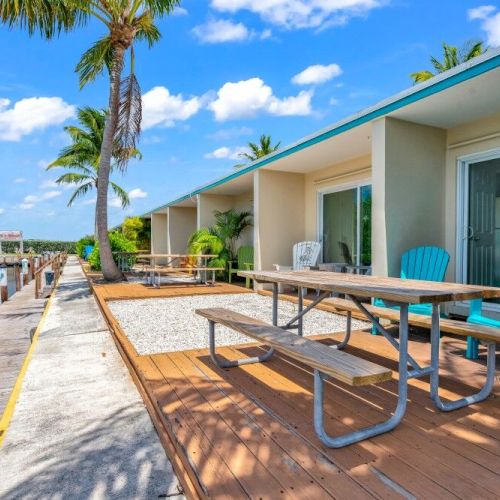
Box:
110 182 130 208
75 35 113 89
411 70 435 84
115 71 142 170
55 172 94 185
67 181 94 207
133 12 161 47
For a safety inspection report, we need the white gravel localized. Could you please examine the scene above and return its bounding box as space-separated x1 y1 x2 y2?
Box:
108 293 370 355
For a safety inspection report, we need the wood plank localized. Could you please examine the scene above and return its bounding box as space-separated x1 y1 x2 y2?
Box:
240 270 500 303
181 348 377 499
328 297 500 342
196 308 392 386
220 344 458 499
152 353 293 499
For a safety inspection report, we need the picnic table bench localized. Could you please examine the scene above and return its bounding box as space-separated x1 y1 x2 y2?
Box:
197 270 499 448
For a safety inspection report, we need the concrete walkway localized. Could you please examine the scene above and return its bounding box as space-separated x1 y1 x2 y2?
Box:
0 257 183 499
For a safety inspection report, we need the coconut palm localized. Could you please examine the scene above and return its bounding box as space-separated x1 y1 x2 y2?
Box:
235 134 281 168
411 41 485 83
47 107 139 236
1 0 180 281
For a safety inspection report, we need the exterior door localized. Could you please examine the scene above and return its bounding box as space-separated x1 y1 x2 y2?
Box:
467 158 500 304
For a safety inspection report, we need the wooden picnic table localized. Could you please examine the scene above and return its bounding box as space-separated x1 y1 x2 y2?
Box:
238 269 500 446
137 254 221 287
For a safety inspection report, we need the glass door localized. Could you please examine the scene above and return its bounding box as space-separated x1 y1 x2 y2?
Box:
467 157 500 302
321 184 371 266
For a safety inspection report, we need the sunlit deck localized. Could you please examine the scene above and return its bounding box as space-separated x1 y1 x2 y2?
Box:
92 281 500 499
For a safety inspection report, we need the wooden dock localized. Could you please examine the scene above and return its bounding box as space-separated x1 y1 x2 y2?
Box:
92 283 500 499
0 280 47 417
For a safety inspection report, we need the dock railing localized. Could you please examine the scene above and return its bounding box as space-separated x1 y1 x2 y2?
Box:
34 252 67 299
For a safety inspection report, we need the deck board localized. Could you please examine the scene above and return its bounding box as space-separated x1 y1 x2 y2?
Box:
92 282 500 500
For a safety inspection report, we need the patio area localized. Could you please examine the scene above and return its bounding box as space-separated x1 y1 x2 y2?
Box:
92 281 500 499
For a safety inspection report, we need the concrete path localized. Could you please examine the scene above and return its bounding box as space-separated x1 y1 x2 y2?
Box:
0 276 46 416
0 256 183 499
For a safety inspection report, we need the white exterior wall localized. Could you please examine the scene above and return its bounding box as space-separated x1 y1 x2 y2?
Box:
168 207 197 254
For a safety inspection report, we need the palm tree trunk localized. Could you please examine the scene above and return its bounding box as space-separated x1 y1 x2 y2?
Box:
95 46 125 281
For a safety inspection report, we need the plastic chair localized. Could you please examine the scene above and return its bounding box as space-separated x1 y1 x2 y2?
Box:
466 299 500 359
372 246 450 334
228 246 254 288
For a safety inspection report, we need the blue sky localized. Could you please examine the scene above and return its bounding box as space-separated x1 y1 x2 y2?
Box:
1 0 499 241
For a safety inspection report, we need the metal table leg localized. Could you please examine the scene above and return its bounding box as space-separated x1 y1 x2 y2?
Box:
430 303 496 411
313 303 410 447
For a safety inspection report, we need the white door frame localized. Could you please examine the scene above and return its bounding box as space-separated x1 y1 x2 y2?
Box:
317 180 371 265
456 148 500 312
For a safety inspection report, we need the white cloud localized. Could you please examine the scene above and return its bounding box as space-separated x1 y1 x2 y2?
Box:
468 5 500 45
0 208 5 215
40 179 59 189
142 86 202 129
0 96 75 141
205 145 249 160
193 19 250 43
209 77 313 121
37 159 50 169
18 203 35 210
329 97 340 105
210 0 384 30
292 63 342 85
82 198 96 206
23 190 62 204
173 6 188 15
14 177 26 184
109 197 123 209
128 188 148 199
468 5 496 19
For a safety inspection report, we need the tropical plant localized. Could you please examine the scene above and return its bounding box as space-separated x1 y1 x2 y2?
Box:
47 107 139 236
411 41 485 83
235 134 281 168
1 0 180 281
187 209 252 275
122 216 143 242
76 235 95 258
88 231 137 271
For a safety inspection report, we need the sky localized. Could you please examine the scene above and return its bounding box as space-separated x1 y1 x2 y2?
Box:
1 0 500 241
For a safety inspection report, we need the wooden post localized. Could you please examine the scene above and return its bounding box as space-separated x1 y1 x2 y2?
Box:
29 257 34 280
14 264 21 292
35 272 40 299
0 264 8 303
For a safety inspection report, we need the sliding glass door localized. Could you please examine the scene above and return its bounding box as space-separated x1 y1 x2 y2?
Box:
320 184 372 266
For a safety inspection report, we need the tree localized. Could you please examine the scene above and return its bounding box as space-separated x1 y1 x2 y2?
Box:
188 209 252 275
122 216 143 242
235 134 281 168
1 0 180 281
47 107 138 237
411 41 485 83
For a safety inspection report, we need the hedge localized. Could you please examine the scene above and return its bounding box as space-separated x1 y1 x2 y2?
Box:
0 239 76 254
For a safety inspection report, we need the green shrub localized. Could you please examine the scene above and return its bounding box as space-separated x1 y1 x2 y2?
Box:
76 236 95 258
1 239 76 254
88 232 137 271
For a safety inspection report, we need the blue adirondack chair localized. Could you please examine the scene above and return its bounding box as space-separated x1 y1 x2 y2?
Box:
466 299 500 359
372 246 450 334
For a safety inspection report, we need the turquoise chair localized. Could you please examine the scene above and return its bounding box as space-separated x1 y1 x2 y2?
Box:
466 299 500 359
372 246 450 334
228 246 254 288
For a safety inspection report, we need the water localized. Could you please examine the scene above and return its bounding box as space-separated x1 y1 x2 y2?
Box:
7 267 16 297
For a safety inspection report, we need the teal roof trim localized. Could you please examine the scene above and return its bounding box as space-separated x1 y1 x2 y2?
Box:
142 49 500 218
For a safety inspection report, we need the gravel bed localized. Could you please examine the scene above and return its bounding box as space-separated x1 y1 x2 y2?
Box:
108 293 371 355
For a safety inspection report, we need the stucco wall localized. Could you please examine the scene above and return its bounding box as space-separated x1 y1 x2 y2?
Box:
372 117 447 277
254 170 305 272
304 155 372 243
197 194 234 229
151 213 169 262
444 111 500 281
232 191 254 247
168 207 197 254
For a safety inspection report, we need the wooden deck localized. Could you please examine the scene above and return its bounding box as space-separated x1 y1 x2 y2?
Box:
0 280 47 417
92 283 500 499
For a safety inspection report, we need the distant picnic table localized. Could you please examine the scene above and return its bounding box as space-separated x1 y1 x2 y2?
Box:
224 269 500 447
136 253 222 287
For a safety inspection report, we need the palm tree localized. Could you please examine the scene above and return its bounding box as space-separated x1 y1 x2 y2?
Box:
236 134 280 168
47 107 138 237
411 41 485 83
1 0 180 281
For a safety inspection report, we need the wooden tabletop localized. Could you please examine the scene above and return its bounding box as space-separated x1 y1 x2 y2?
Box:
238 270 500 304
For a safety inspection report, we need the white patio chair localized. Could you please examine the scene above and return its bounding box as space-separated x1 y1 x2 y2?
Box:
274 241 321 293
